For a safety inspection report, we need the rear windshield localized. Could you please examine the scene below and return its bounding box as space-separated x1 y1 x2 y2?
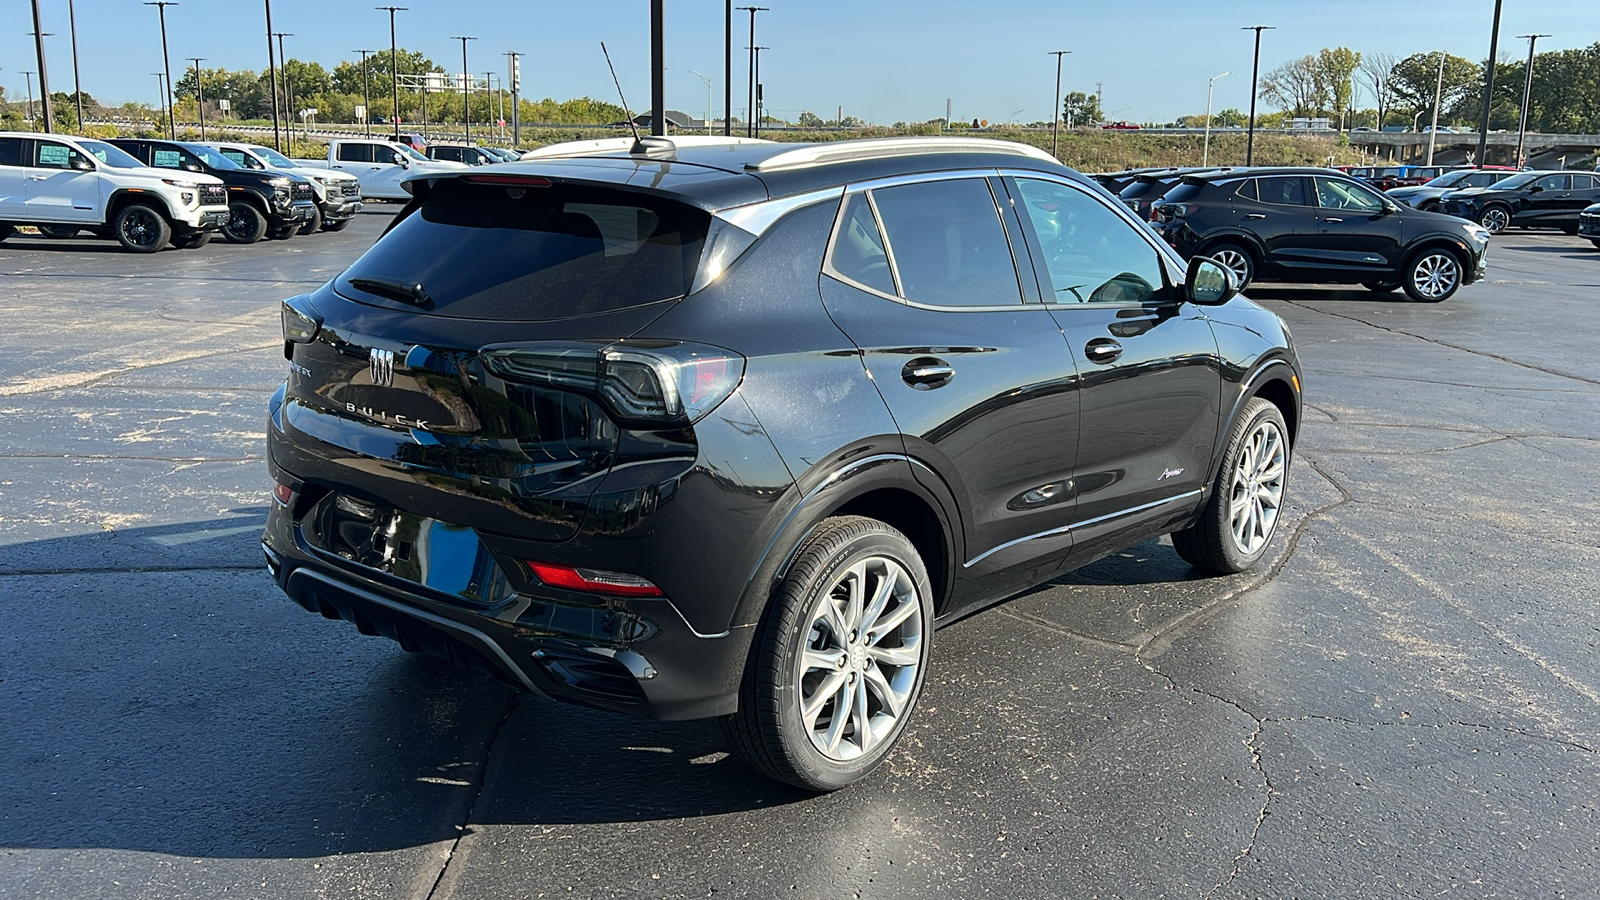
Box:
1161 182 1205 203
336 179 710 320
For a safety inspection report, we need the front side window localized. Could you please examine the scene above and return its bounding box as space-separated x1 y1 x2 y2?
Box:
1315 177 1386 214
150 147 202 171
1257 176 1308 206
827 193 896 296
870 178 1022 307
219 148 263 169
1014 177 1166 304
34 141 88 169
336 143 374 163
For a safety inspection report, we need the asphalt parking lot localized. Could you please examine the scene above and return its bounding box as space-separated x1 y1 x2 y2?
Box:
2 212 1597 899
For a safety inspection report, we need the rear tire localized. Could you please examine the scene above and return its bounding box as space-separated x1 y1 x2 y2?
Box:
1402 247 1464 302
1478 205 1511 234
113 204 170 254
223 202 269 244
297 204 323 236
721 516 933 792
0 224 13 243
1207 242 1256 291
1173 397 1290 574
37 224 81 239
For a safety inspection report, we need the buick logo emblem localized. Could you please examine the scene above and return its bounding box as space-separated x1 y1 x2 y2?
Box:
369 348 395 387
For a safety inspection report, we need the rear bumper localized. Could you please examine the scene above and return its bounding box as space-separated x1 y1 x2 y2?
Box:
262 502 751 722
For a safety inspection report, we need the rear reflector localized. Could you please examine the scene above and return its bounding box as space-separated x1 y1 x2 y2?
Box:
272 483 294 505
528 561 663 597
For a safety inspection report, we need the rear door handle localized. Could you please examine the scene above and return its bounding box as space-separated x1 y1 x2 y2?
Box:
902 358 954 390
1323 216 1344 223
1243 213 1266 220
1085 338 1123 364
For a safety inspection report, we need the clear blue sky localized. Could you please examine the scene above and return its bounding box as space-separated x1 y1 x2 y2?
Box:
3 0 1598 124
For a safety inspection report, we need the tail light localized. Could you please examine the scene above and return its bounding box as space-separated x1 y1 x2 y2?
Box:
527 561 663 597
482 340 746 428
1154 203 1200 223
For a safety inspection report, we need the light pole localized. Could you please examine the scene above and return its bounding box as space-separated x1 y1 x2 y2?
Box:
1475 0 1504 166
151 72 165 131
376 6 406 138
29 0 54 132
1426 50 1446 165
188 57 207 139
452 35 476 139
504 50 522 146
22 71 36 123
737 6 767 137
1514 34 1551 168
723 0 732 136
264 0 281 151
750 46 769 137
145 2 177 139
1048 50 1071 157
1242 25 1274 166
355 49 374 135
688 70 713 134
1204 70 1231 167
274 33 295 139
67 0 84 131
649 0 665 137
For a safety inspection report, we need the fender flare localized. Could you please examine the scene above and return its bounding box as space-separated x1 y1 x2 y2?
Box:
106 189 176 222
1195 228 1269 264
1206 357 1301 486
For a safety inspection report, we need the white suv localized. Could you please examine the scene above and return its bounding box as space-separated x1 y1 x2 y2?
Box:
0 132 229 252
201 142 363 234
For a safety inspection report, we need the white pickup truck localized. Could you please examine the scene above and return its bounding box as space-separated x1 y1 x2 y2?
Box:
0 131 229 252
202 142 363 233
292 139 466 201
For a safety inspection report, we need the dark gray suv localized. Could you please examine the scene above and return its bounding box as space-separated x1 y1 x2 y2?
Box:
263 136 1301 790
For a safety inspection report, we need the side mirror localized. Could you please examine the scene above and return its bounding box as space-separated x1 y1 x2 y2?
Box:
1185 256 1238 306
394 153 410 168
69 157 94 171
1527 185 1543 194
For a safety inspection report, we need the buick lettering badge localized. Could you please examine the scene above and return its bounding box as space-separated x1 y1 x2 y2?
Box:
369 348 395 387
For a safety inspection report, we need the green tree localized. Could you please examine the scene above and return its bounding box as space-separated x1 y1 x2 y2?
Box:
797 110 823 127
335 49 437 95
1310 47 1361 128
1389 52 1478 127
1262 55 1326 118
1062 90 1101 126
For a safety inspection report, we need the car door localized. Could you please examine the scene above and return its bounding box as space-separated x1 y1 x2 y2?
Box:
1566 175 1600 224
0 137 26 218
1518 173 1570 226
817 176 1085 600
1312 175 1405 278
330 141 388 196
23 139 102 224
1008 174 1223 561
1234 175 1319 277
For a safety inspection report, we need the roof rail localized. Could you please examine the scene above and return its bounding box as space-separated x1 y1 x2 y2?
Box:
746 137 1060 172
519 135 774 160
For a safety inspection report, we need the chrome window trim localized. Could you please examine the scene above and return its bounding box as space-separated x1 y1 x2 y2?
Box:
962 489 1204 569
715 185 843 237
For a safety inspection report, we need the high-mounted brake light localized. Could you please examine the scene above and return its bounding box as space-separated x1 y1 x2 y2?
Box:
462 174 552 187
528 561 663 597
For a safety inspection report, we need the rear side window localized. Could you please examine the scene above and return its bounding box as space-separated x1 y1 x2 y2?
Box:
871 178 1022 307
1233 179 1258 201
0 137 23 167
827 193 896 296
1257 176 1307 206
1533 174 1569 191
337 180 710 321
1574 175 1597 190
336 143 374 163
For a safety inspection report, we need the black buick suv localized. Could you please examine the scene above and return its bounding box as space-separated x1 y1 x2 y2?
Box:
264 136 1302 790
1152 167 1490 302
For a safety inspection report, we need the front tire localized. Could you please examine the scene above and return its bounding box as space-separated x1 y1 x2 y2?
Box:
1403 248 1463 302
223 203 269 244
37 224 81 239
721 516 933 792
113 204 171 254
1478 205 1511 234
1590 240 1600 251
266 225 296 241
1208 242 1256 291
297 204 323 235
1362 281 1400 293
1173 397 1290 574
0 224 13 243
175 230 212 250
321 217 352 232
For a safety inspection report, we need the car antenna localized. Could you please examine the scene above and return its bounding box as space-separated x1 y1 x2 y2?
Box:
600 42 647 151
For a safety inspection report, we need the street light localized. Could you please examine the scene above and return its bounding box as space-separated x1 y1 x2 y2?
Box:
145 2 178 139
504 50 522 147
1475 0 1504 166
737 6 767 137
264 0 282 151
1048 50 1071 157
151 72 165 131
188 57 207 139
376 6 407 138
355 49 375 135
1242 25 1274 166
688 70 713 134
451 36 476 140
1204 70 1231 167
749 46 769 138
1426 50 1446 166
1514 34 1551 168
274 33 295 139
28 0 54 132
67 0 84 131
22 71 36 123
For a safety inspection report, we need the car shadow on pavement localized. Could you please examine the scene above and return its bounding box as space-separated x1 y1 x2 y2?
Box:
1242 286 1410 303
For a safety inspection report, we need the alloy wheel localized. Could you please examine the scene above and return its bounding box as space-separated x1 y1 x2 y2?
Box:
226 209 252 241
121 210 159 248
1212 248 1252 288
796 555 924 762
1228 419 1286 557
1410 253 1460 301
1479 207 1510 234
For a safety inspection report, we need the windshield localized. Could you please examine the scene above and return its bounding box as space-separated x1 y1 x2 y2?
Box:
1488 172 1538 190
179 143 242 170
76 140 144 169
1425 170 1473 188
250 146 297 168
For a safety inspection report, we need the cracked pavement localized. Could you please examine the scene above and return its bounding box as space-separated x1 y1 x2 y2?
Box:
2 218 1597 899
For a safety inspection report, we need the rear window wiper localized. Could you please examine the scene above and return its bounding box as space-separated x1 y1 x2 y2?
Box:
347 277 432 308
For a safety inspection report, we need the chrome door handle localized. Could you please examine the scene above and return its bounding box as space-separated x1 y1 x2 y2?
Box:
1324 217 1345 223
1243 213 1266 220
28 174 50 180
1084 338 1123 364
902 358 954 389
